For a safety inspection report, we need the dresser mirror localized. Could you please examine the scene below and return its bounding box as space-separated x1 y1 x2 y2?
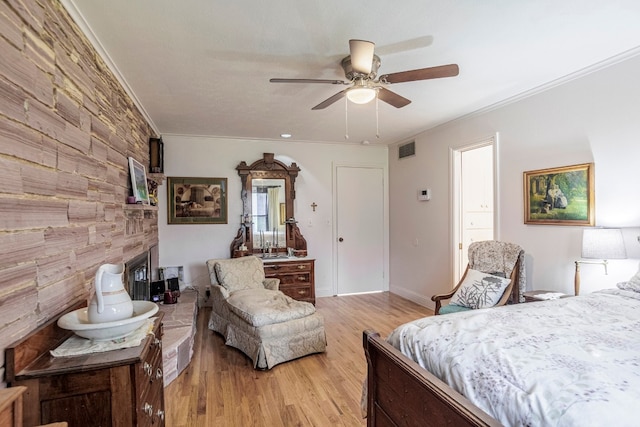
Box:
230 153 307 257
251 177 285 249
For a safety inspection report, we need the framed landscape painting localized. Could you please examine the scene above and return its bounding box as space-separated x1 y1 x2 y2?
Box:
523 163 594 226
167 177 228 224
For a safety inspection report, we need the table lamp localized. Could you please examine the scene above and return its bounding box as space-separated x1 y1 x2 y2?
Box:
574 228 626 295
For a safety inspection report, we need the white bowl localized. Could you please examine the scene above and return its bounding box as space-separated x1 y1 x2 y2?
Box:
58 301 159 341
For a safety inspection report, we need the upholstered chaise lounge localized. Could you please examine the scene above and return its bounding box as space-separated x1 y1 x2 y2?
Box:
206 256 326 369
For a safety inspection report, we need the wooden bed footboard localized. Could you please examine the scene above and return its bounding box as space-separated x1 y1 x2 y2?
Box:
363 329 501 427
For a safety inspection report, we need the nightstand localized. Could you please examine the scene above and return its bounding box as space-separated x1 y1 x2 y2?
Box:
523 290 569 302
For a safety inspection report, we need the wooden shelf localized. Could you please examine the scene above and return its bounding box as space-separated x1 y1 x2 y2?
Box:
124 203 158 211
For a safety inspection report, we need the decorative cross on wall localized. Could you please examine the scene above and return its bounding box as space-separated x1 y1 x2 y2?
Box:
311 202 317 212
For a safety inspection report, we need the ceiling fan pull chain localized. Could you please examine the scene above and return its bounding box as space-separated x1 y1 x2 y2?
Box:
375 93 380 138
344 97 349 140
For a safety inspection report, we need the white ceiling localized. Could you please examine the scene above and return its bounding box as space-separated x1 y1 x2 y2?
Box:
66 0 640 146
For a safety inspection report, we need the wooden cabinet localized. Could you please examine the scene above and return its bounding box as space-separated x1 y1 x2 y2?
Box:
263 258 315 304
6 308 165 427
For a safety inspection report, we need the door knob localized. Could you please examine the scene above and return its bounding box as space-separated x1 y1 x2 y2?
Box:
338 237 344 242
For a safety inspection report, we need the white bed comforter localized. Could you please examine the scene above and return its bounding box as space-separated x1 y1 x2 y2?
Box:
387 289 640 427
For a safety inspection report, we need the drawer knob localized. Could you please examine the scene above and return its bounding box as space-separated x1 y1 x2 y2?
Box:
156 409 165 421
297 276 306 281
298 290 306 295
143 362 152 377
156 368 163 379
297 265 305 270
143 402 153 416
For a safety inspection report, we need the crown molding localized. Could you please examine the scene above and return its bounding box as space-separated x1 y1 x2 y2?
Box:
442 45 640 129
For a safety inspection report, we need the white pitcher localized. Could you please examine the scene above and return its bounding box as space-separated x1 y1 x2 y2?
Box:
88 263 134 323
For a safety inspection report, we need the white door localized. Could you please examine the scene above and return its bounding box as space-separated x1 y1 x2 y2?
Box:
454 142 495 281
336 166 384 295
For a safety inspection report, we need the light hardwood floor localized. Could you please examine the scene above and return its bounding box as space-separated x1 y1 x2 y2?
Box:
164 292 433 426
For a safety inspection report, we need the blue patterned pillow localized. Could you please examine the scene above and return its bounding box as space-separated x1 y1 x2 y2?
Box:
450 269 511 309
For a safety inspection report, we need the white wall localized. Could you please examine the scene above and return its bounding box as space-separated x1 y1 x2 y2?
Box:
390 54 640 308
157 137 388 303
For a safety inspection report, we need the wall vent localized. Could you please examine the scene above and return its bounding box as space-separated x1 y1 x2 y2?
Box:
398 141 415 159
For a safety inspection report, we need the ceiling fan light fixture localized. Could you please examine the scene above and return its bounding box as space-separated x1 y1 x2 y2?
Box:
346 87 376 104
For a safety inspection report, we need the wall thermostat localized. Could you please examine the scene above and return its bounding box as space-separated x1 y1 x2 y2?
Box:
418 189 431 201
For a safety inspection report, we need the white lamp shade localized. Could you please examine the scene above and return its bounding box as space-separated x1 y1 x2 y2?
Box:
349 40 375 74
346 87 376 104
581 228 626 259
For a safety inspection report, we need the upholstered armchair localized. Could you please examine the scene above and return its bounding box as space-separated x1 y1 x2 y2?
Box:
206 256 326 369
431 241 525 315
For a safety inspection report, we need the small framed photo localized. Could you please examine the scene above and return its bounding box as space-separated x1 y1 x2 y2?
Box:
128 157 150 204
167 177 228 224
523 162 594 226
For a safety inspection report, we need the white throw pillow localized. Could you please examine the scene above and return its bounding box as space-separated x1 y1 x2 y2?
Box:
627 263 640 285
617 281 640 293
617 263 640 293
449 269 511 309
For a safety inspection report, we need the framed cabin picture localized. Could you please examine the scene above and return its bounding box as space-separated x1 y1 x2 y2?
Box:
167 177 228 224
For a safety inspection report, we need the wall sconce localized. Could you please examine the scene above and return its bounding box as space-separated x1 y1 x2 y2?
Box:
574 228 626 295
149 137 164 173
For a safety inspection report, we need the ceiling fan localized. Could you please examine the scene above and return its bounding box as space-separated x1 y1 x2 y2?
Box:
270 39 459 110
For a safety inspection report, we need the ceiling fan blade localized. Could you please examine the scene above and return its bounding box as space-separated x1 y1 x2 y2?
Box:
311 89 348 110
349 39 375 74
377 87 411 108
380 64 459 84
375 36 434 56
270 78 347 85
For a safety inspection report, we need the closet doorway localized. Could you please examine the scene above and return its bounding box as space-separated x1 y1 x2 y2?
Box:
335 165 385 295
452 137 497 282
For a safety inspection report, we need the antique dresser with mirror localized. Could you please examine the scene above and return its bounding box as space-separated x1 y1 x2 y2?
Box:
230 153 315 304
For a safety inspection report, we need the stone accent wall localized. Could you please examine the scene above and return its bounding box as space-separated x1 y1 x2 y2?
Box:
0 0 158 383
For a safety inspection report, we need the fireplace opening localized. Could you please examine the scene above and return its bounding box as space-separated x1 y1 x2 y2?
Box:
125 251 150 301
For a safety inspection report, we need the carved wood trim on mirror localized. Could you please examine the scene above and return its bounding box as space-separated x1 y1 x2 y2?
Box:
230 153 307 258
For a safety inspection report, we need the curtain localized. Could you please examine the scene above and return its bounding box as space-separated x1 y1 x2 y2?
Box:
267 187 279 232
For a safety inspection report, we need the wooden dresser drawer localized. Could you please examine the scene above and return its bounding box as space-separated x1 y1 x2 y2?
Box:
263 262 311 274
136 333 165 426
263 259 315 304
280 284 313 301
274 272 311 285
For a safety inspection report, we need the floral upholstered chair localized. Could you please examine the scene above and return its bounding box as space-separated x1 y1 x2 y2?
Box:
431 241 525 315
206 256 326 369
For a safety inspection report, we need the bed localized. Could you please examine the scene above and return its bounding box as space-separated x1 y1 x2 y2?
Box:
363 285 640 426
